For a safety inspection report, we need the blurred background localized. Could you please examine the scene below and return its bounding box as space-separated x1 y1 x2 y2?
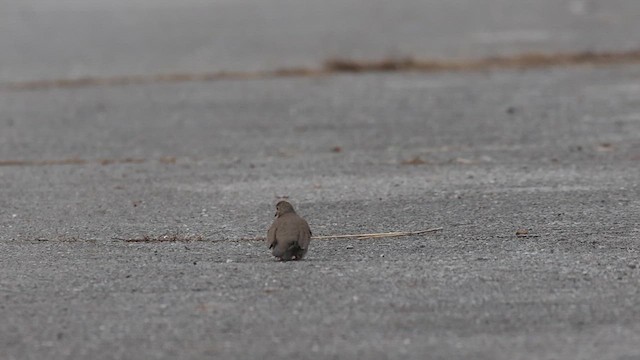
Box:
1 0 639 83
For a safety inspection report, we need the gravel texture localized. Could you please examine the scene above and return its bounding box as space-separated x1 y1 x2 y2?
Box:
1 64 640 359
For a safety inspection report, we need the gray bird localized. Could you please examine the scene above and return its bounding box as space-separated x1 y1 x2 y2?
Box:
267 200 312 261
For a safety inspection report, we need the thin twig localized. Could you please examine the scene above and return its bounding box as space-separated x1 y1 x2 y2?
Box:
312 227 444 240
113 232 204 243
245 227 443 242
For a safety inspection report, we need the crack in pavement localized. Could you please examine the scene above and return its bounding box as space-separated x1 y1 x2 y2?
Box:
2 49 640 91
0 157 178 167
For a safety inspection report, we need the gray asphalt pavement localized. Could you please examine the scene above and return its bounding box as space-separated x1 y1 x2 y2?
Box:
2 1 640 360
2 65 640 359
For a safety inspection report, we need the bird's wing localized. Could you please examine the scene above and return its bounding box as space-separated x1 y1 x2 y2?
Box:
297 218 312 250
267 221 277 248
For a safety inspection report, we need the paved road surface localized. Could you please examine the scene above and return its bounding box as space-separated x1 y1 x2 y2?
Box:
2 65 640 359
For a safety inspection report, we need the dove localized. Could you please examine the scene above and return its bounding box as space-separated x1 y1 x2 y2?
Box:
266 200 312 261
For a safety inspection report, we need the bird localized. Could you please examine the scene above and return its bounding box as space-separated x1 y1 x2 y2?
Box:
266 200 312 261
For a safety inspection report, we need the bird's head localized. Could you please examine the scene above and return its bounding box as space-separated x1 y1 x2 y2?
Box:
275 200 295 217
